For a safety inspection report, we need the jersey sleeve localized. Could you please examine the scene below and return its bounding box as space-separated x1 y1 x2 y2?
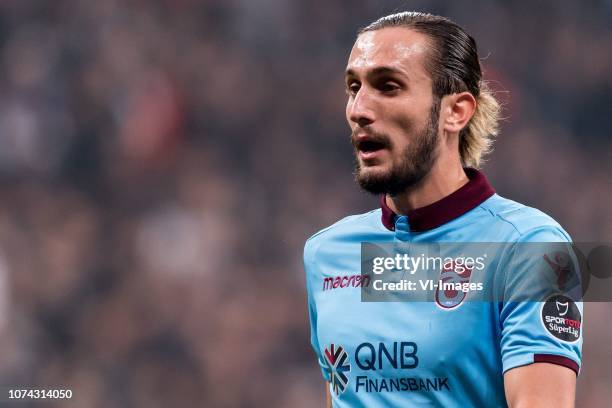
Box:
499 227 583 375
304 239 331 382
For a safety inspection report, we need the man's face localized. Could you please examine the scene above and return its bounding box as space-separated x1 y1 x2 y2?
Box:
345 27 440 195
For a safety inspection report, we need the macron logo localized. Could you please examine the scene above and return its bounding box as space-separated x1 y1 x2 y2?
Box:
323 274 370 291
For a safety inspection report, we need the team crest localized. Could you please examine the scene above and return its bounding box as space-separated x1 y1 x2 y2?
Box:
324 344 351 395
435 260 472 309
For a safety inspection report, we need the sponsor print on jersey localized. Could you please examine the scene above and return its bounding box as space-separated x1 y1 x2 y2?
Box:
540 294 581 342
324 344 351 395
355 376 450 393
435 260 472 309
325 341 450 395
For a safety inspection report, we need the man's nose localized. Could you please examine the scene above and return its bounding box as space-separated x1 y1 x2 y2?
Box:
348 88 375 127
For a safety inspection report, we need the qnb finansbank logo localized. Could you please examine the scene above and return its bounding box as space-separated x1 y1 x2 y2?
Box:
324 344 351 395
324 341 450 396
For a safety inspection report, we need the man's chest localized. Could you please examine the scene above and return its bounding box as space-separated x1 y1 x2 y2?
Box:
315 287 504 401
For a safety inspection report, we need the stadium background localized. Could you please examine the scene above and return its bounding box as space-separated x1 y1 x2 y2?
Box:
0 0 610 406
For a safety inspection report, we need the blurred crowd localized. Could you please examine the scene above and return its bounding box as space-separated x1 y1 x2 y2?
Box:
0 0 610 406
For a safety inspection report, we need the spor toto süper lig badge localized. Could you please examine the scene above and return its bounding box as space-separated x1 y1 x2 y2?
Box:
540 294 581 343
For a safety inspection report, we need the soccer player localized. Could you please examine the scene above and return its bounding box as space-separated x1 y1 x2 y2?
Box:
303 12 582 407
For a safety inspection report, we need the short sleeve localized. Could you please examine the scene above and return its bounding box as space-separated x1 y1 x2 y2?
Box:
500 227 583 375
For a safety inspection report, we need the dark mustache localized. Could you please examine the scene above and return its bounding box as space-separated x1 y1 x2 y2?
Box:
351 130 392 149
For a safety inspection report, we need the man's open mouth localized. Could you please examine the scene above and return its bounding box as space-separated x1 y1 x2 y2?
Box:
358 139 387 153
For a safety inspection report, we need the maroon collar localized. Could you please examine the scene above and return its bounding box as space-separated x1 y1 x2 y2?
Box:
381 168 495 232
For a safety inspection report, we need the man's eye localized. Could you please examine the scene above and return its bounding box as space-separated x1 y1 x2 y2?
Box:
380 82 400 93
347 83 360 95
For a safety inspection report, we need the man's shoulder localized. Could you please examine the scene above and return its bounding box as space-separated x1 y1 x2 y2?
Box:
303 209 382 260
481 194 571 242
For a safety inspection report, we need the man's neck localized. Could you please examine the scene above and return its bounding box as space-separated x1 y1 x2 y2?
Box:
386 162 469 215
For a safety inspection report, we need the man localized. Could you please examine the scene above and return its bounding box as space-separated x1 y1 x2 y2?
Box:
304 12 582 408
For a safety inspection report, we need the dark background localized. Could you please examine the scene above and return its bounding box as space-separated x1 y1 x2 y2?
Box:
0 0 610 406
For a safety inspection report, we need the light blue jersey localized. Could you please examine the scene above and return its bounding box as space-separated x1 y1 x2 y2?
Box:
304 169 582 407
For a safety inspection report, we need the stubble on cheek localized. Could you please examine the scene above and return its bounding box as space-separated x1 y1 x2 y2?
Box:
387 114 419 157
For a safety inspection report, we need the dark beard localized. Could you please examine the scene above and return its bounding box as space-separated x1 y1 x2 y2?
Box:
354 99 440 196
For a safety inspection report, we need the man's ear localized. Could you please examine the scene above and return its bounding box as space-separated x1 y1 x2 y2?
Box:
441 92 477 135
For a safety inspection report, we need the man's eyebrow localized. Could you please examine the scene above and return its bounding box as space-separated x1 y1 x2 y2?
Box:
345 68 355 77
345 66 407 79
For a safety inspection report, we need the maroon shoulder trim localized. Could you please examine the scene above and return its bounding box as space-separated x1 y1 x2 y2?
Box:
533 354 579 375
380 168 495 232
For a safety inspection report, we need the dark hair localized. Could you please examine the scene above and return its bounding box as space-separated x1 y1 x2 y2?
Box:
359 12 500 168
